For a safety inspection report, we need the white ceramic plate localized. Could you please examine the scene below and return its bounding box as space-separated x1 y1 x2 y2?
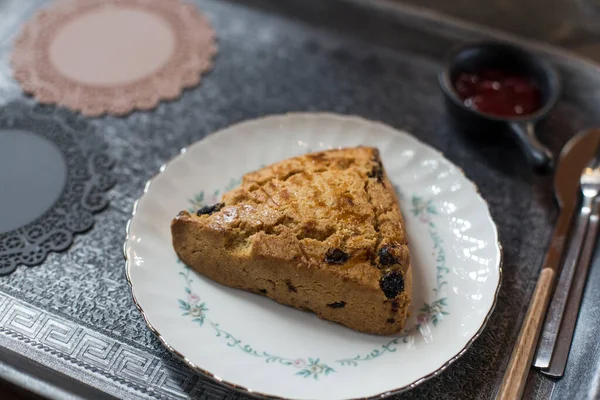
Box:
125 113 502 400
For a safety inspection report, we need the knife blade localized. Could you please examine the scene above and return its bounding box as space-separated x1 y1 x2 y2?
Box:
496 129 600 400
541 196 600 377
534 132 600 370
534 189 593 369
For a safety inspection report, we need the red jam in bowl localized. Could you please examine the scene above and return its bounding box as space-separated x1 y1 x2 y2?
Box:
454 69 541 117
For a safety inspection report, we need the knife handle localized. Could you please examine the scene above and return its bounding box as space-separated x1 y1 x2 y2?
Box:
496 267 555 400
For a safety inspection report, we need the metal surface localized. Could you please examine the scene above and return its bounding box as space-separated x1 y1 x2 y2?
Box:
535 132 600 369
0 346 119 400
543 196 600 377
1 0 600 399
391 0 600 63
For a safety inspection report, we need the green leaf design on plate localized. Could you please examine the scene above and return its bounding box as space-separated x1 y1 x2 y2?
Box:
176 187 451 377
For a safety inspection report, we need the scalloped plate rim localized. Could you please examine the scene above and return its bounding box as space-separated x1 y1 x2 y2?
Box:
124 112 502 400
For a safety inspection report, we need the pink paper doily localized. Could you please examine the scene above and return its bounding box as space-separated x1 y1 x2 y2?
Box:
11 0 217 117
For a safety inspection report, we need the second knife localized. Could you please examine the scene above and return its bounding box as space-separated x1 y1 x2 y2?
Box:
534 129 600 371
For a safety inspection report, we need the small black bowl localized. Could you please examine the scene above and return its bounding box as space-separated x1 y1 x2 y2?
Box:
439 40 561 173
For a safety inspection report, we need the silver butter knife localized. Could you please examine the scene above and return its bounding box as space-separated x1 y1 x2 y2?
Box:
496 130 600 400
542 196 600 377
534 134 600 371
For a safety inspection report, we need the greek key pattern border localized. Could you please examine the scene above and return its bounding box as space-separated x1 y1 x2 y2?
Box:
0 292 233 399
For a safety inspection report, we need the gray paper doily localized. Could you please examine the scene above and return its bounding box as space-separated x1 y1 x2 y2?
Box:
0 103 115 275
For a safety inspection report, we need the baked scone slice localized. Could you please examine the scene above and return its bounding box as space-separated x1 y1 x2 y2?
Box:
171 147 412 335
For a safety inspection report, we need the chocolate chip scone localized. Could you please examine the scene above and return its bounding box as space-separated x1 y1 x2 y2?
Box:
171 146 412 335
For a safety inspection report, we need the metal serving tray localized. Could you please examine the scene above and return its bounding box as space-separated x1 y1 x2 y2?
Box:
1 0 600 398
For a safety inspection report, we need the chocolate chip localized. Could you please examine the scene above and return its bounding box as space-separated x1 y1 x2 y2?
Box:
259 289 267 294
325 248 350 264
327 301 346 309
370 149 381 162
196 202 224 216
378 245 399 266
285 279 297 293
367 165 383 182
380 270 404 299
386 318 396 324
367 157 384 182
391 300 399 312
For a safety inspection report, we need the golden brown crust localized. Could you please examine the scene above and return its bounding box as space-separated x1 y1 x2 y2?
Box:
171 146 412 335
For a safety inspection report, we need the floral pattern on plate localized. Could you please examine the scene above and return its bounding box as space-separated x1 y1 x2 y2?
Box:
125 113 501 400
178 185 451 379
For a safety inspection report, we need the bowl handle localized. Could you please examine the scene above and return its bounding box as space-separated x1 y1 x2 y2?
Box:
508 121 554 173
